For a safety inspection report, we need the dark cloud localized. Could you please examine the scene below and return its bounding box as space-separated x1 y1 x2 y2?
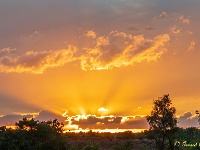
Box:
68 115 149 129
0 111 199 129
0 114 34 126
71 115 123 129
0 92 39 115
127 27 140 31
145 26 155 31
0 110 66 126
73 116 99 125
125 116 149 129
178 112 199 128
66 112 199 129
72 116 122 125
35 110 65 123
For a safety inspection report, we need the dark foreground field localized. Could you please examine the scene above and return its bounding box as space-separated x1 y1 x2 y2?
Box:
64 132 156 150
0 118 199 150
1 129 200 150
63 131 200 150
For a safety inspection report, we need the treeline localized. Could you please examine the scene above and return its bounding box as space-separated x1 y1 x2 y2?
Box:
0 94 200 150
0 118 66 150
0 117 200 150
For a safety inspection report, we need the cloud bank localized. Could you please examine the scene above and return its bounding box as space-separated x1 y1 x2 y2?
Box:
0 110 199 129
0 46 77 74
80 31 170 71
0 31 170 73
0 110 65 126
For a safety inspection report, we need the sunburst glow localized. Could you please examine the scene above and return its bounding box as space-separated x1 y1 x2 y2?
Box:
0 0 199 130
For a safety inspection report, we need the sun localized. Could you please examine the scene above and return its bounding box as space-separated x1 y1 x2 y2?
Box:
98 107 108 112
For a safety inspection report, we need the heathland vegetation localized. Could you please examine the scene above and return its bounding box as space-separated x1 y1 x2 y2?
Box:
0 95 199 150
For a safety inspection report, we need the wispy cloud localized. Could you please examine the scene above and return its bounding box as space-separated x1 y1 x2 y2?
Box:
154 12 168 20
187 40 196 51
179 15 190 24
170 25 181 35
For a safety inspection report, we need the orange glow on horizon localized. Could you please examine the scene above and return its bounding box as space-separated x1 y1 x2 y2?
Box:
64 128 146 133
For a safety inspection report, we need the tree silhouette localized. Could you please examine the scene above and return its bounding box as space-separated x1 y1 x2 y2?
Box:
0 118 67 150
15 118 38 130
146 94 177 150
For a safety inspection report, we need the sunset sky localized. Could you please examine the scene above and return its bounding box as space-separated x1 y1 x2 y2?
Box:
0 0 199 130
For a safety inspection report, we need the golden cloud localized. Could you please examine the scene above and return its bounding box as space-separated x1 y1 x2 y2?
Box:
0 45 77 74
85 30 97 39
0 30 170 73
80 31 170 70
